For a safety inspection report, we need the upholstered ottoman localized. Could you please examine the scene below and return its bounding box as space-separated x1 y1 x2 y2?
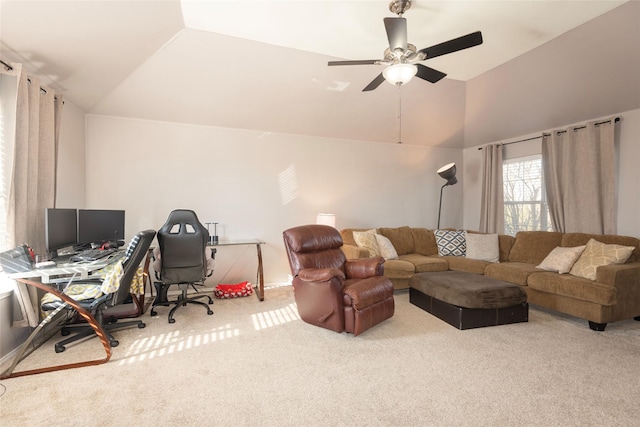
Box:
409 271 528 330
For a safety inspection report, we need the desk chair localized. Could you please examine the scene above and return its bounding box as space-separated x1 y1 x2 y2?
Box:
151 209 214 323
41 229 156 353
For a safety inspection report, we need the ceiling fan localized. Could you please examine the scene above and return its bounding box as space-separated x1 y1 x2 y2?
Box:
328 0 483 91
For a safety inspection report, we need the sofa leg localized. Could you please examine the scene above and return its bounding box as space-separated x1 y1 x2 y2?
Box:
588 321 607 331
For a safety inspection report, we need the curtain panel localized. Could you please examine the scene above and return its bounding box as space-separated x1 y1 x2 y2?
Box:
542 119 617 234
479 143 504 234
1 61 63 327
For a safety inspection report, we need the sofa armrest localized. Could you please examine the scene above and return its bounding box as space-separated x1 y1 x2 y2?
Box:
341 244 369 259
596 262 640 319
595 262 640 287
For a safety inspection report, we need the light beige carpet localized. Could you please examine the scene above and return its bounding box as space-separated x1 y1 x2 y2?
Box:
1 285 639 426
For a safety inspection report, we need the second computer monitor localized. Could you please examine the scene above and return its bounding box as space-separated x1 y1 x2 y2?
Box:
77 209 125 246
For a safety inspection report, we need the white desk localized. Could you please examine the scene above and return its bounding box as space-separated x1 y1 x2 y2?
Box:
7 251 125 284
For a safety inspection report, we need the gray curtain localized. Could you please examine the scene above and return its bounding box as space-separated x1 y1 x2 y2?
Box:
542 119 616 234
2 62 63 326
479 144 504 233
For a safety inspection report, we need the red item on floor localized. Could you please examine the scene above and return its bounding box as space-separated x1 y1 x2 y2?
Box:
214 281 253 299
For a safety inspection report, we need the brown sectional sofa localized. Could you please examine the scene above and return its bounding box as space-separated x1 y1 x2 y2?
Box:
340 227 640 331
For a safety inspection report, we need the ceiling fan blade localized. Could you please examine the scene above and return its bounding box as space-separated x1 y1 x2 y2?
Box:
328 60 379 66
415 64 447 83
363 73 386 92
384 17 407 52
419 31 483 60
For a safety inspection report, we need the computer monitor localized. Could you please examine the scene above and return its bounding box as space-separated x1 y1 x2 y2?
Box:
45 208 78 258
77 209 125 246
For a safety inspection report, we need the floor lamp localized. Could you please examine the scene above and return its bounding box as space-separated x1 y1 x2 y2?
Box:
437 163 458 229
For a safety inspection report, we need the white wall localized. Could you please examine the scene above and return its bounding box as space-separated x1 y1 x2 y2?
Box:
84 115 463 285
55 101 86 208
464 1 640 147
463 108 640 238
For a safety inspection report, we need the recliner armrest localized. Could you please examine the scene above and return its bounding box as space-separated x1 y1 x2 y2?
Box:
298 267 346 282
345 257 384 279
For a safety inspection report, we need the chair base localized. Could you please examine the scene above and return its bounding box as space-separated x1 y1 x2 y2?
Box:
56 318 146 353
151 282 214 323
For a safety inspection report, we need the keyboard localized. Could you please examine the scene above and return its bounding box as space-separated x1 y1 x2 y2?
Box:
70 248 116 262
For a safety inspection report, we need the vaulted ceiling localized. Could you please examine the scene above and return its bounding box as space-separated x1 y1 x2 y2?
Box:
0 1 629 148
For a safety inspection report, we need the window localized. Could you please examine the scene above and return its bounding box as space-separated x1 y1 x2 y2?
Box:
503 155 552 236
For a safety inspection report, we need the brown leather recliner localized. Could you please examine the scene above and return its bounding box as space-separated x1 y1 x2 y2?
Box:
283 224 395 336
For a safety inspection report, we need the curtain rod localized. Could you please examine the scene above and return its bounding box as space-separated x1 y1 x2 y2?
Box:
1 59 13 71
1 58 60 99
478 117 620 150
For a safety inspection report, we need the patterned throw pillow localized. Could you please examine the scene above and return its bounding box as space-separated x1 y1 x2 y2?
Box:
375 234 399 260
569 238 634 280
465 232 499 262
536 245 586 274
353 229 380 257
434 230 466 257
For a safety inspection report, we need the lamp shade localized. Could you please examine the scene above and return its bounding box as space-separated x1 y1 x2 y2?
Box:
437 162 458 185
383 64 417 86
316 213 336 228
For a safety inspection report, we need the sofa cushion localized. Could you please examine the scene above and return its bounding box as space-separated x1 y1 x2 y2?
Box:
381 258 416 279
562 233 640 262
485 262 541 286
412 228 438 256
569 238 634 281
509 231 563 265
498 235 515 262
375 234 398 260
527 271 616 306
399 254 448 273
536 245 586 274
444 256 490 275
434 230 466 257
379 226 414 255
465 231 499 262
353 229 380 257
340 228 361 247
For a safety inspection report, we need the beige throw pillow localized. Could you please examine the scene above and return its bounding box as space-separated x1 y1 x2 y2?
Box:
569 238 634 280
353 229 380 257
536 245 586 274
465 232 499 263
375 234 398 260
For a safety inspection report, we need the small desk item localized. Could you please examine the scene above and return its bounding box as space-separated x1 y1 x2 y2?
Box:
207 240 265 301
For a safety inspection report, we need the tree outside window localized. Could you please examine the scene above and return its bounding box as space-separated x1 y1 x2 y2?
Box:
503 155 552 236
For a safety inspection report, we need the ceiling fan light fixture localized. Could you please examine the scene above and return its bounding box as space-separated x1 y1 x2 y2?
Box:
383 63 417 86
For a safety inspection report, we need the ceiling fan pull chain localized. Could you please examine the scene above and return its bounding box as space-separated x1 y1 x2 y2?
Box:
398 84 403 144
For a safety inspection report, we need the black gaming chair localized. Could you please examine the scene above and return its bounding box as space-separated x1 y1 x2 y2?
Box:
41 229 156 353
151 209 214 323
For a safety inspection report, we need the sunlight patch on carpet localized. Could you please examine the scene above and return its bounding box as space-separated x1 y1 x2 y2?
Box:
117 323 240 365
251 303 300 330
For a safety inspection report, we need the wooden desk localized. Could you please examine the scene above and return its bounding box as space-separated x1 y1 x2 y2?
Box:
207 240 265 301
